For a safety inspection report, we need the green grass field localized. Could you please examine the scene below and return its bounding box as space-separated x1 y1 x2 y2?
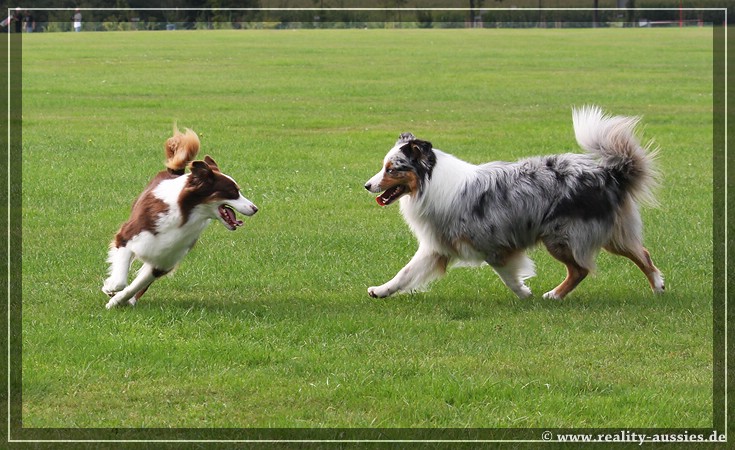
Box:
20 28 713 430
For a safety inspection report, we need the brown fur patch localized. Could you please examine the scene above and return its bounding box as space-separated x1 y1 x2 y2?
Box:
114 170 175 248
380 164 419 197
403 171 419 196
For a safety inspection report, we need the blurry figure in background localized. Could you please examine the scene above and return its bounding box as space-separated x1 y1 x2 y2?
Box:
24 10 35 33
73 8 82 32
13 7 22 32
0 11 14 30
2 7 23 32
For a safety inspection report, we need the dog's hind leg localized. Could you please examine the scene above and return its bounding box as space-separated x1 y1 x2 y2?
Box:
489 251 535 299
105 263 166 309
127 268 170 307
543 262 589 300
604 202 664 294
542 240 591 300
605 245 664 294
368 248 448 298
102 246 134 297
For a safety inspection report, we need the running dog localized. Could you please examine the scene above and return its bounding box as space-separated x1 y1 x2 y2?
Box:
102 127 258 309
364 106 664 299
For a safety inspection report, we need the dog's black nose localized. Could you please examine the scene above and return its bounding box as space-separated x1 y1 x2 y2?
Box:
364 182 372 191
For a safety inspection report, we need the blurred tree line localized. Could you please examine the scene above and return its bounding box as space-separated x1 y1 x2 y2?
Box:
20 0 262 31
13 0 732 31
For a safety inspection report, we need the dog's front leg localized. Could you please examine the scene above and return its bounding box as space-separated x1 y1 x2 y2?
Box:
102 246 134 297
105 263 158 309
368 248 448 298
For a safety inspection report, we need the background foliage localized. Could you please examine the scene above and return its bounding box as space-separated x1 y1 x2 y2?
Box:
14 0 732 32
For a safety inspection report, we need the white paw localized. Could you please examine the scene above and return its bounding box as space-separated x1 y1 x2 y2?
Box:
514 284 533 299
105 293 125 309
102 278 127 297
543 290 562 300
652 273 665 294
368 286 390 298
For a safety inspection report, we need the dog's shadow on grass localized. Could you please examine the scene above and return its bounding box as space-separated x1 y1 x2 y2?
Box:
132 285 675 328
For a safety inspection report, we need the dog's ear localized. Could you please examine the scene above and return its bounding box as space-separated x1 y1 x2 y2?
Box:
409 139 433 158
408 139 436 178
189 160 214 183
203 155 220 171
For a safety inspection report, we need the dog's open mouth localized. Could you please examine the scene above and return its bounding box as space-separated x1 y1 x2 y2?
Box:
376 185 406 206
218 205 244 230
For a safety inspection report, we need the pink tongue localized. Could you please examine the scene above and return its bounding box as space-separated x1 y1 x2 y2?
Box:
376 195 387 206
221 206 242 227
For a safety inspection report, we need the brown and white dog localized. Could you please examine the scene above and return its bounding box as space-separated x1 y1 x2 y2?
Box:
102 127 258 309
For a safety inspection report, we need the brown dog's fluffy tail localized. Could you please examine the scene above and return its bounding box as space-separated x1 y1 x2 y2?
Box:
164 125 200 172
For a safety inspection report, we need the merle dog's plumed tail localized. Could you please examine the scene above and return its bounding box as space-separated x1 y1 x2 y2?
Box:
164 125 200 172
572 105 660 208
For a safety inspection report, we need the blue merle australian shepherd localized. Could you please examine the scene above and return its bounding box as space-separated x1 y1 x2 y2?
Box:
364 106 664 300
